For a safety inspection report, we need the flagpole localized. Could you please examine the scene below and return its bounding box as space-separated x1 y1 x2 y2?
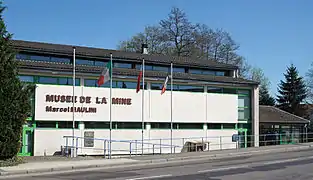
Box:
109 53 113 159
141 58 145 155
72 47 76 157
170 62 173 154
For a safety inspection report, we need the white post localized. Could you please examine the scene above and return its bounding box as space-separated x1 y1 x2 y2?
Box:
170 62 173 153
72 47 76 157
109 53 113 158
142 58 145 155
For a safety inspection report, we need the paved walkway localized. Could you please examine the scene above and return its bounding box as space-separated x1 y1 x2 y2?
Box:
1 143 313 176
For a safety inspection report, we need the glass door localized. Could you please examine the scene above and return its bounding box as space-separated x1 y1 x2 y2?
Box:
238 129 247 148
18 126 34 156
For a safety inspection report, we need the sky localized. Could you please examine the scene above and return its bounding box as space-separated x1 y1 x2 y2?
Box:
3 0 313 96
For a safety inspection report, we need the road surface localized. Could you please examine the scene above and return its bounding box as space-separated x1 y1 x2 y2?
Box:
3 149 313 180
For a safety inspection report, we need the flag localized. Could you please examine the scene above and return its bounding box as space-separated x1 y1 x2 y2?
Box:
161 75 169 95
97 61 112 86
136 71 142 93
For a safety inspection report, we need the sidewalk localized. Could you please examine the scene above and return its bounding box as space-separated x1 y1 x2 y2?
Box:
1 143 313 176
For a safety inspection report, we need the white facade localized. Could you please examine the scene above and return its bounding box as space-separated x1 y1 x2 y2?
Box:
33 84 255 156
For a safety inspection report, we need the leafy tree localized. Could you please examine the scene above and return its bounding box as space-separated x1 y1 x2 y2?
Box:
0 2 32 160
118 7 249 77
249 67 275 105
276 64 307 115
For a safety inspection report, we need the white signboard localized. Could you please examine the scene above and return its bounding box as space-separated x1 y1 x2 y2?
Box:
35 84 143 121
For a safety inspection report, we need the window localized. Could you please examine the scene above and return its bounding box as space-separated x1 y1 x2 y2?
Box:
117 81 137 89
114 62 132 69
223 88 237 94
173 67 185 73
153 66 169 72
36 121 56 128
58 121 79 129
208 123 222 129
238 96 250 107
207 87 223 93
16 53 29 60
151 123 171 129
115 122 142 129
84 122 110 129
76 59 94 66
151 83 162 90
222 123 236 129
50 57 71 63
189 69 202 74
238 90 250 96
238 107 250 120
84 79 114 88
216 71 225 76
175 85 204 92
95 61 106 66
19 75 34 82
202 70 215 75
30 55 51 62
38 76 58 84
176 123 203 129
59 78 80 86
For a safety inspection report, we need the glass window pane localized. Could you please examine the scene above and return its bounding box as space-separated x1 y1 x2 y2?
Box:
67 78 80 86
216 71 225 76
202 70 215 75
38 76 58 84
223 123 235 129
176 85 204 92
153 66 169 72
238 108 250 120
208 123 221 129
30 55 51 62
238 90 250 95
50 57 70 63
19 75 34 82
223 88 237 94
173 67 185 73
58 77 69 85
85 122 110 129
177 123 203 129
151 83 162 90
151 123 170 129
116 122 142 129
117 81 137 89
36 121 56 128
207 87 223 93
238 96 250 107
114 63 132 68
84 79 96 87
95 61 106 66
16 53 29 60
189 69 202 74
76 59 94 66
58 121 79 129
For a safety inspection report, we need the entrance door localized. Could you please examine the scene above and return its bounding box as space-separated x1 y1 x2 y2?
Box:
19 126 34 156
238 129 247 148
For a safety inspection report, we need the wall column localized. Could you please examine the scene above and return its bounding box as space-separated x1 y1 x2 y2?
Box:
252 85 259 147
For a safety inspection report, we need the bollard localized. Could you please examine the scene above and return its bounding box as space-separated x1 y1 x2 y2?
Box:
201 137 204 151
152 144 155 155
104 140 106 159
160 139 162 154
65 137 68 157
129 142 132 157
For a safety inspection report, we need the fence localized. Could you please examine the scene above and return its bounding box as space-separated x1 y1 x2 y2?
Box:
62 132 313 158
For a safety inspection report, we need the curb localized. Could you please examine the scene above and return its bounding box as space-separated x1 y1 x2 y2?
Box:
1 144 313 176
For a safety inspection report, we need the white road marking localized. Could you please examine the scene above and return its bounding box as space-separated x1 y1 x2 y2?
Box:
198 165 248 173
197 155 313 173
125 174 172 180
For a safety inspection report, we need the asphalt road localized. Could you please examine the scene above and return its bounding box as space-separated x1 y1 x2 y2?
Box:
3 149 313 180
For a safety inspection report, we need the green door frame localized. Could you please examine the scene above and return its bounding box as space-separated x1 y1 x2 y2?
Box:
238 128 248 148
18 125 34 156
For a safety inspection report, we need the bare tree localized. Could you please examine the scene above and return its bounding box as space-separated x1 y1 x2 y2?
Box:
117 7 249 76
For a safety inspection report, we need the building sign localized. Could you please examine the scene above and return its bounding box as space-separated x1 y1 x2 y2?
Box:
84 131 94 147
45 94 132 113
35 84 143 122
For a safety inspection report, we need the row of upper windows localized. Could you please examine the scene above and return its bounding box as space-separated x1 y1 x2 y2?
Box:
15 53 228 76
18 75 251 95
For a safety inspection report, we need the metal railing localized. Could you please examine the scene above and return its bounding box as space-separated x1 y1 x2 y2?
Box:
62 132 313 158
